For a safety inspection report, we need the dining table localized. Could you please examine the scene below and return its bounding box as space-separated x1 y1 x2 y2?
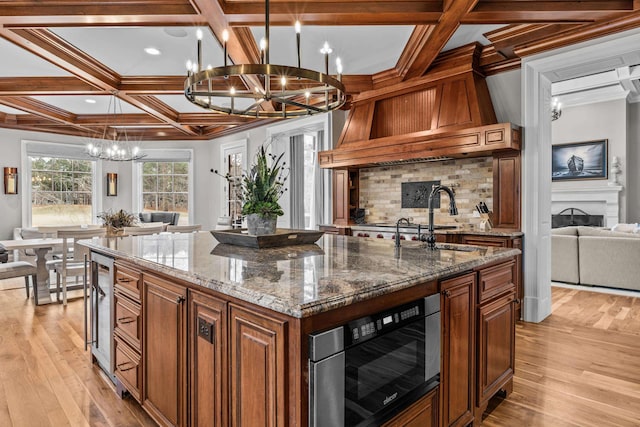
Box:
0 238 63 305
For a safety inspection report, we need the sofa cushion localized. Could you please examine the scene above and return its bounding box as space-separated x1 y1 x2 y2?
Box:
551 226 579 236
551 235 579 284
577 226 640 238
578 236 640 291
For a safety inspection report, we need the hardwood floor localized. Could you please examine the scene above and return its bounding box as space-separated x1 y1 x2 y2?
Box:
1 279 639 426
483 286 640 427
0 278 155 427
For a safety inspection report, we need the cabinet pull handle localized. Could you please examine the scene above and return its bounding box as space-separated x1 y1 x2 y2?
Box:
441 290 451 297
118 316 135 324
176 295 185 304
117 362 136 372
118 278 132 283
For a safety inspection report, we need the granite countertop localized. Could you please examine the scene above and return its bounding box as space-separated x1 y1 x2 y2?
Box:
81 232 520 318
348 223 523 237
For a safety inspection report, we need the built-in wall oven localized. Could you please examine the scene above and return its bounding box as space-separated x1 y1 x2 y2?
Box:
85 251 115 383
309 294 440 427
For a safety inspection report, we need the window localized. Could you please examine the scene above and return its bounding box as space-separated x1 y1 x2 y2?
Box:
219 140 247 227
141 161 189 224
22 140 99 227
30 157 94 226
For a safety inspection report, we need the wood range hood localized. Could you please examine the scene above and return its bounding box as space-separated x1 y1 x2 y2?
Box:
319 44 521 169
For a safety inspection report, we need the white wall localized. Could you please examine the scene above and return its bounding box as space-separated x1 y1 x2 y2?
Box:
552 99 629 222
0 127 212 239
487 69 522 126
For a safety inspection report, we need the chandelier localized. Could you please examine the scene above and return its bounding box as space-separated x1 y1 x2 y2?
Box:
551 97 562 121
184 0 346 118
85 93 146 162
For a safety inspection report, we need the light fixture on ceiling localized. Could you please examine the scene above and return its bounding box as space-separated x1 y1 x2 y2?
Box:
85 93 147 162
85 98 96 104
551 97 562 121
144 47 161 56
183 0 346 118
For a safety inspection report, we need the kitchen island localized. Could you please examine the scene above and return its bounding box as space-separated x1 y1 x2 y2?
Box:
81 231 520 427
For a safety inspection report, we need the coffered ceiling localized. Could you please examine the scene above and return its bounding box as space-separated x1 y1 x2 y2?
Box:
0 1 639 141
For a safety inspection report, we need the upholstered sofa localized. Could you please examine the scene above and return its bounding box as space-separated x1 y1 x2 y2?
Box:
551 226 640 291
139 212 180 226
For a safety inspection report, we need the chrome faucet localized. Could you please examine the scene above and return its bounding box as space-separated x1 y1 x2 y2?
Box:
395 217 411 248
425 185 458 250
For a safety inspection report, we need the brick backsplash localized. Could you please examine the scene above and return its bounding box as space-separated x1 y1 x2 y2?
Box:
359 157 493 227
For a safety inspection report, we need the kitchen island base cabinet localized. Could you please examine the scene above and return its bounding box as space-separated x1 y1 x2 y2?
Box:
189 291 227 427
382 388 439 427
229 304 288 427
143 274 187 427
439 273 476 427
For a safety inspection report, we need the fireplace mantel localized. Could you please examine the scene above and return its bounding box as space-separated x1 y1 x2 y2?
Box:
551 185 622 227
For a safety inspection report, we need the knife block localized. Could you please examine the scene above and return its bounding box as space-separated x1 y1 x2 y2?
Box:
479 212 493 231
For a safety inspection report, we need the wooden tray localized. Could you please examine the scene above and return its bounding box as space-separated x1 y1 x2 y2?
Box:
210 228 324 249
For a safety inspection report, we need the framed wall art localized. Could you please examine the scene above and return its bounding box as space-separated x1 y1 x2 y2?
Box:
552 139 607 181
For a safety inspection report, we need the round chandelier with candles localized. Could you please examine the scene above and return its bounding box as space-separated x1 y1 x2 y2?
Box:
184 0 346 118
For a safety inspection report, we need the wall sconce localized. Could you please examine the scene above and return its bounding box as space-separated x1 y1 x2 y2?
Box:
106 173 118 196
4 167 18 194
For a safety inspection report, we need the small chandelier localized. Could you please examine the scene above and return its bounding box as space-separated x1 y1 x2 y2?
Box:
85 93 146 161
184 0 346 118
551 97 562 121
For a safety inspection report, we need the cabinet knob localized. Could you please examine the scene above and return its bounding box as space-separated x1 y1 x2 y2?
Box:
513 298 521 304
176 295 185 304
441 290 451 298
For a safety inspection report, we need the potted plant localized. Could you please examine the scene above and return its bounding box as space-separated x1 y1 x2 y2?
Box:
98 209 138 236
216 144 288 236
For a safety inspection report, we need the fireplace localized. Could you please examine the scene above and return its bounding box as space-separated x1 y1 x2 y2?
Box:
551 208 603 228
551 185 622 227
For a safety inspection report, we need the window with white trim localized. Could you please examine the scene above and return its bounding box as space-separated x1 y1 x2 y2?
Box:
134 149 193 225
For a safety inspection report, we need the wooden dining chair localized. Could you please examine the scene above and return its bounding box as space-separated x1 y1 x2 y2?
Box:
49 228 106 305
165 224 202 233
123 225 164 236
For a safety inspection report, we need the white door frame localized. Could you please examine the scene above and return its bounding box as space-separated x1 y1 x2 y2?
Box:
521 27 640 322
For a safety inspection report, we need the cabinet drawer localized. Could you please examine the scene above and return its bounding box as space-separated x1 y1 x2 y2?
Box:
381 387 438 427
460 235 509 247
115 292 142 351
115 265 142 301
478 260 515 303
114 335 142 402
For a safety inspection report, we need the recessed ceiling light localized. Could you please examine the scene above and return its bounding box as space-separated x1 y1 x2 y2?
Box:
85 99 97 104
144 47 161 56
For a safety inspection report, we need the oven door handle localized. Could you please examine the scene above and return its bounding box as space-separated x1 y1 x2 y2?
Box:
309 352 345 427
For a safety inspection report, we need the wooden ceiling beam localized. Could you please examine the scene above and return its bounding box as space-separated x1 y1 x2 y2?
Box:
221 1 441 26
0 96 99 133
0 1 197 25
402 0 479 81
1 28 201 135
0 77 105 96
514 10 640 58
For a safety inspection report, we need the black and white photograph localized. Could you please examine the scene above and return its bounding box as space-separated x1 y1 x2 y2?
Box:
552 140 608 181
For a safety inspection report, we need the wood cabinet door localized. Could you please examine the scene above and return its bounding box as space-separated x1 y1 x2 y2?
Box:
229 304 287 427
382 388 438 427
143 274 187 427
492 151 521 229
189 290 227 427
439 273 476 427
477 291 516 407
